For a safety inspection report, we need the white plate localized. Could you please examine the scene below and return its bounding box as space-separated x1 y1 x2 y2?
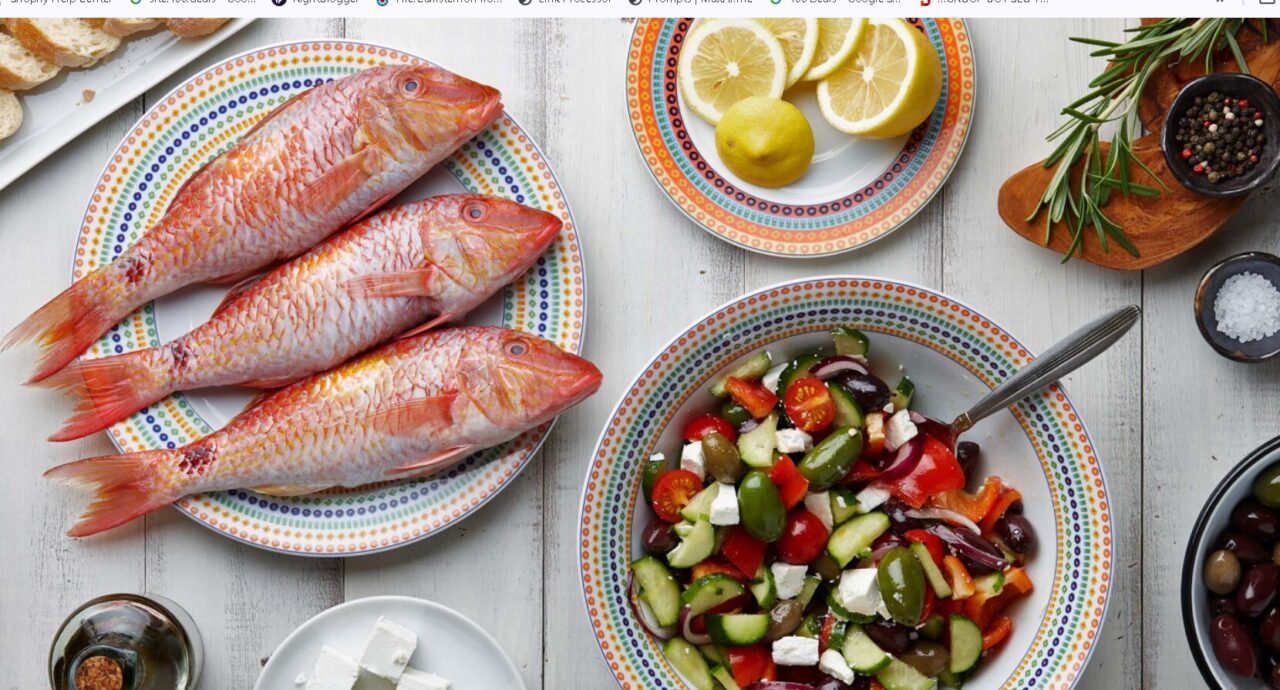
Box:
0 19 252 192
255 596 525 690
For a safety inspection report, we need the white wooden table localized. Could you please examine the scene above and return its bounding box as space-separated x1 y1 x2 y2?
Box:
3 16 1271 689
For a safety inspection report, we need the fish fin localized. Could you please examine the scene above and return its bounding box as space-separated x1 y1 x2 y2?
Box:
212 273 267 316
385 445 476 477
239 89 311 141
44 450 174 537
4 270 119 384
303 148 385 216
350 190 398 225
240 375 302 389
344 266 438 299
39 351 168 442
368 393 458 436
252 483 331 497
396 312 456 340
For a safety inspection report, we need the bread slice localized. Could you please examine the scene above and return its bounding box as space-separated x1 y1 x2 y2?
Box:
3 19 121 68
100 18 162 37
0 32 59 91
166 19 228 39
0 89 24 142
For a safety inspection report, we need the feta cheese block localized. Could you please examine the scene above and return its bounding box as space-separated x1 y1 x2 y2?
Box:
771 562 808 600
360 617 418 681
819 649 856 684
772 635 820 666
306 645 360 690
680 441 706 481
804 491 833 531
855 485 891 512
710 482 740 526
837 569 882 617
885 409 918 452
397 668 451 690
762 363 788 394
776 428 814 454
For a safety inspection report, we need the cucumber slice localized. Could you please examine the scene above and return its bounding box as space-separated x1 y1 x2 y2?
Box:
667 520 716 569
910 542 953 599
841 624 890 673
826 619 849 651
632 557 681 627
700 645 726 665
706 613 770 646
948 614 983 674
938 669 965 688
663 638 715 690
642 456 669 503
828 382 866 429
891 376 915 411
796 613 823 638
680 483 721 522
832 327 870 356
876 658 936 690
711 352 773 398
738 413 778 468
827 512 891 567
920 613 945 641
825 587 874 624
682 573 748 617
973 572 1005 597
776 353 822 398
711 664 743 690
796 575 821 608
749 565 777 608
830 489 861 525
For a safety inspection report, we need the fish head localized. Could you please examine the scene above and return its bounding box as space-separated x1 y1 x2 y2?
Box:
422 195 562 291
457 329 601 431
359 65 502 155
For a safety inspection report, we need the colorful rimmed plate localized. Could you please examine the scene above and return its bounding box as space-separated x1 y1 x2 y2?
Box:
71 40 585 556
626 19 975 258
578 277 1111 689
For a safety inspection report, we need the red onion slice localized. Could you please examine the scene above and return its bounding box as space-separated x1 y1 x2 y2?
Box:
928 523 1009 572
810 356 870 380
629 574 675 639
877 437 923 482
679 606 712 645
905 507 982 534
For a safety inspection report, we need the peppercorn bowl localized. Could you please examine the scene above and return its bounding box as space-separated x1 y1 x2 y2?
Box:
1194 252 1280 362
1162 73 1280 198
1183 436 1280 689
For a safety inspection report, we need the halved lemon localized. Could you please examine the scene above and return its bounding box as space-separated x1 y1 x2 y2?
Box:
678 19 787 125
756 18 819 88
816 18 943 139
801 18 868 82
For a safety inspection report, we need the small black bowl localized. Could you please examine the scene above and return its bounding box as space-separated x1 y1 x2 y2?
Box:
1195 252 1280 362
1161 73 1280 198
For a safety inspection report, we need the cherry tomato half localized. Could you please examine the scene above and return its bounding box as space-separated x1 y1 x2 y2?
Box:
776 509 830 565
650 469 703 523
783 376 836 432
683 413 738 443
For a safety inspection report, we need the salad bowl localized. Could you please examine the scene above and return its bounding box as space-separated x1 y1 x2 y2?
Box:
578 277 1112 689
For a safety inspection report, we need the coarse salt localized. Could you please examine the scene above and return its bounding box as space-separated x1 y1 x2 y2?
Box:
1215 272 1280 343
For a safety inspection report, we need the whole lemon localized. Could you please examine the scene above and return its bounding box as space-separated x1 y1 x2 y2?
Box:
715 97 815 188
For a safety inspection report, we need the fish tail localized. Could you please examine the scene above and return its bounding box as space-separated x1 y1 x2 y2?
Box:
44 450 175 537
4 270 123 384
40 350 169 442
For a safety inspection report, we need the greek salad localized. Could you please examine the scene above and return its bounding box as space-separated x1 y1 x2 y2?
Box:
631 328 1037 690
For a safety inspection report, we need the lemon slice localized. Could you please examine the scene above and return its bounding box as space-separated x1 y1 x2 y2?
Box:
678 19 787 125
802 18 868 82
816 18 943 139
756 18 819 88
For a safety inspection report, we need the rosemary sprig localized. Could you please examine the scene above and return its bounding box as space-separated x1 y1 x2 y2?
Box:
1029 19 1260 262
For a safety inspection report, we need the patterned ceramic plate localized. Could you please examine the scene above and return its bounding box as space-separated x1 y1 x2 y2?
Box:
626 19 975 258
72 40 585 556
578 277 1111 689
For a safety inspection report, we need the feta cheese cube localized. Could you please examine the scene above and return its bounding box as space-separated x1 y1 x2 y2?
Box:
855 485 891 512
762 363 788 394
359 617 418 681
876 598 892 621
771 562 808 600
771 636 820 666
396 668 451 690
837 569 882 617
885 409 918 452
710 482 740 526
804 491 833 531
680 441 706 481
306 646 359 690
775 428 814 454
882 403 895 414
819 649 856 684
649 452 666 464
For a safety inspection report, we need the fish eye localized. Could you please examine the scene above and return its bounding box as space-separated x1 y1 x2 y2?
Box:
504 340 528 357
464 202 487 221
402 78 420 94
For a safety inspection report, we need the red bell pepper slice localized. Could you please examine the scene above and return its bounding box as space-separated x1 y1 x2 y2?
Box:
931 476 1003 523
724 377 779 419
964 567 1033 629
982 615 1014 651
943 555 976 599
880 436 965 508
720 526 767 578
981 488 1024 534
691 558 748 583
727 646 776 686
904 529 945 568
842 459 881 485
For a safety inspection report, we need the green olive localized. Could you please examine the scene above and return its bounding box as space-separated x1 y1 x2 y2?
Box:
702 432 744 483
900 641 950 677
797 426 862 490
1257 464 1280 508
738 470 786 542
720 400 753 427
878 546 926 627
1205 549 1242 595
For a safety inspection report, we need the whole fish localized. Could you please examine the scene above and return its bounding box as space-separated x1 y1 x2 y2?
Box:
46 326 601 537
43 194 562 441
6 64 503 383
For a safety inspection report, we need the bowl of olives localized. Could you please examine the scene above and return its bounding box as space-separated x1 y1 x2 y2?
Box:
1184 436 1280 688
